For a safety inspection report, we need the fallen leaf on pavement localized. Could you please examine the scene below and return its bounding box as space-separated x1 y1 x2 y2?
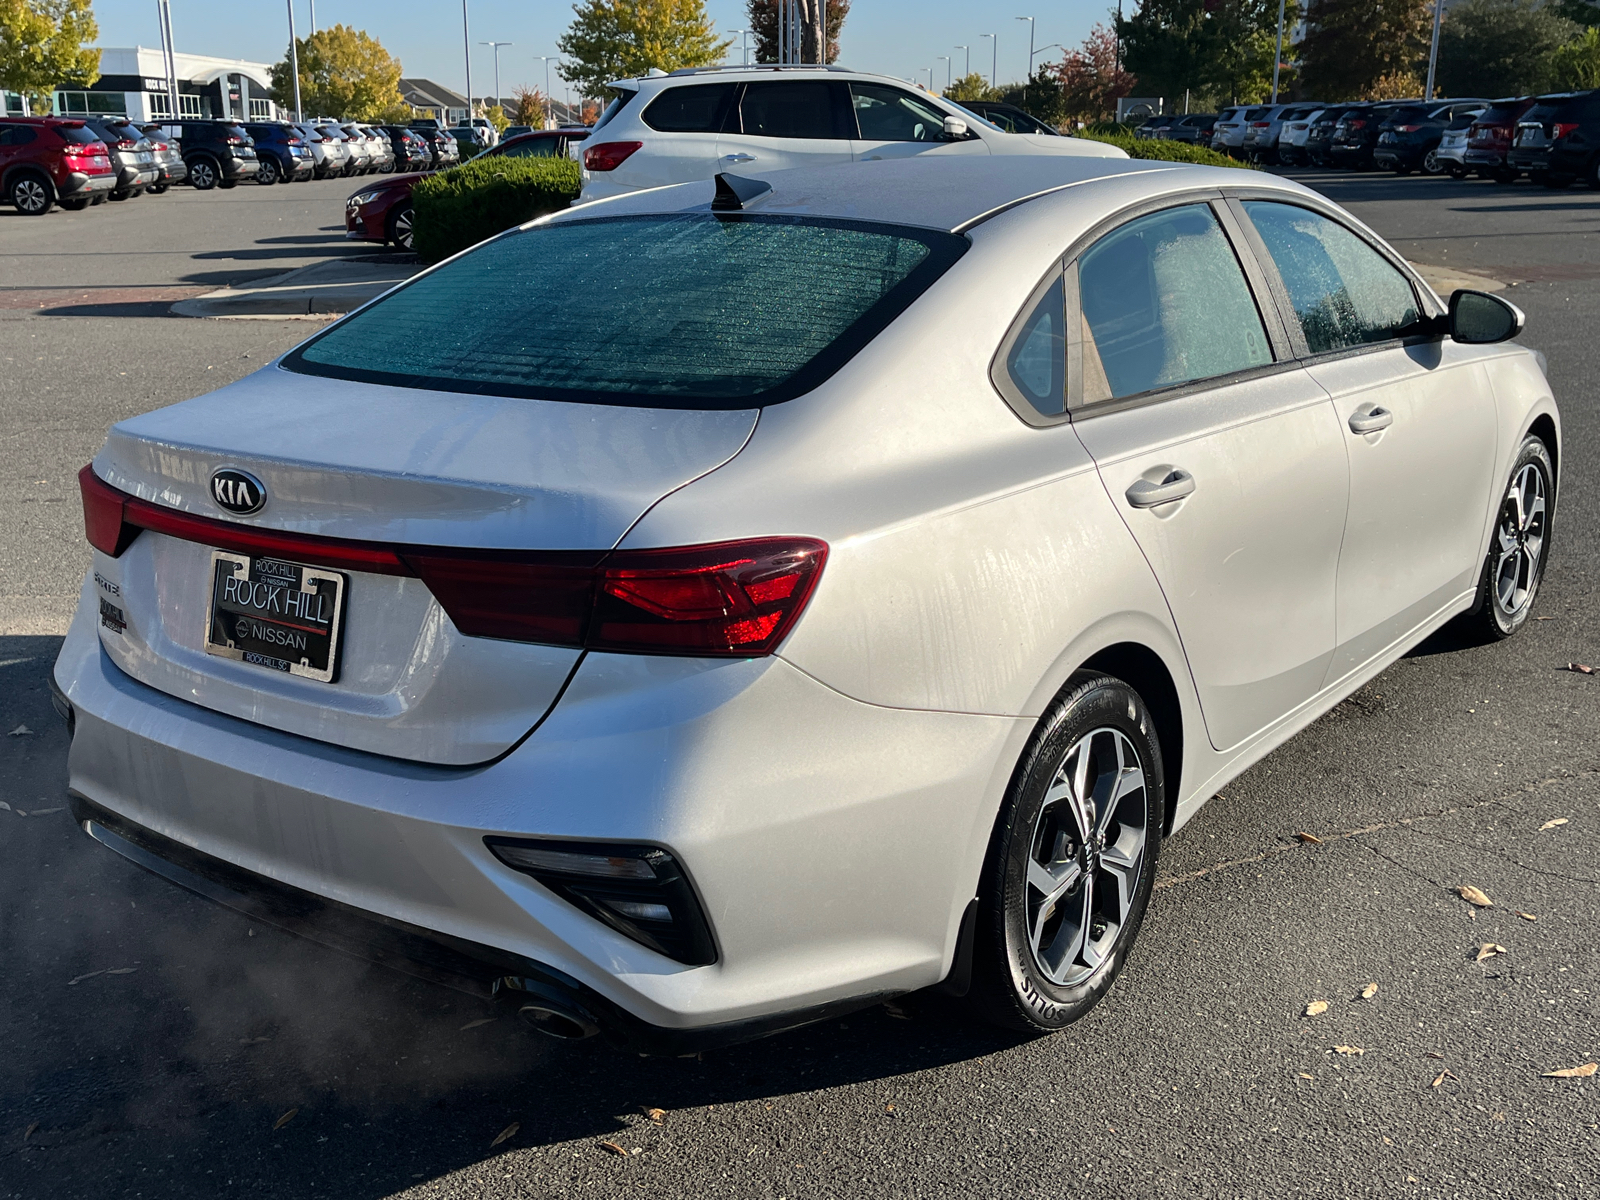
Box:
7 724 33 736
1561 663 1596 675
105 967 136 976
0 802 9 811
1296 1072 1313 1081
491 1122 520 1147
1294 831 1323 845
1456 885 1493 908
1361 983 1379 1000
459 1018 496 1031
598 1139 628 1156
1426 1052 1445 1059
273 1109 298 1130
24 1122 38 1141
1516 911 1538 922
643 1107 665 1124
1431 1069 1457 1088
1475 943 1507 963
1304 1000 1329 1017
66 970 104 986
1539 818 1569 831
883 1001 909 1020
1333 1045 1365 1057
1543 1063 1598 1079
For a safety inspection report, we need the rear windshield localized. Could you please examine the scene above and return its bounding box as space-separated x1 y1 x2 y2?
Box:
284 214 965 408
1385 106 1431 123
1521 100 1571 123
56 124 106 145
1476 105 1521 124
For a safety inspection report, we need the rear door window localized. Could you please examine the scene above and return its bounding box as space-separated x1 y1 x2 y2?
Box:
1242 201 1419 354
1074 204 1272 403
496 137 557 157
738 82 840 139
643 83 737 133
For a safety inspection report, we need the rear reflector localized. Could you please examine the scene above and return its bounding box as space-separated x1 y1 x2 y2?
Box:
582 141 642 172
79 465 826 658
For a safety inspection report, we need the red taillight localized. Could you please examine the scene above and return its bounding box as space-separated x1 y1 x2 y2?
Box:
78 466 826 657
1396 124 1422 132
1347 119 1366 130
583 141 642 172
226 135 243 144
1554 122 1579 140
1250 121 1269 128
289 137 304 145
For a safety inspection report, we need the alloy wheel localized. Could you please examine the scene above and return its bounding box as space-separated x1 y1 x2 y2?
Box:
257 158 278 185
1422 150 1442 175
1025 727 1149 988
190 160 216 189
392 205 413 250
12 177 49 214
1494 463 1547 620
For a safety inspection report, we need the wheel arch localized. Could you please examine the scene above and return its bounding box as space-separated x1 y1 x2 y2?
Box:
1080 642 1185 835
1528 411 1558 491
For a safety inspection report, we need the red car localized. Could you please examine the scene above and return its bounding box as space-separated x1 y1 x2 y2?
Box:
345 128 587 251
0 117 117 215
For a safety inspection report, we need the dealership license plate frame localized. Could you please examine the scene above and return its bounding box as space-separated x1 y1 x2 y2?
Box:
205 550 347 684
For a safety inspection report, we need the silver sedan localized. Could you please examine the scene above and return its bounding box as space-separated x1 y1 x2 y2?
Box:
56 156 1558 1048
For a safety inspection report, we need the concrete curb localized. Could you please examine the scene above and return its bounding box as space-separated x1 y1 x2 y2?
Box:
1407 261 1508 297
172 255 423 319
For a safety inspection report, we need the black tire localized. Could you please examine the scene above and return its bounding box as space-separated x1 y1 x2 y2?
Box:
218 178 237 189
1539 172 1572 190
188 156 219 190
8 171 55 215
147 181 169 194
1449 165 1468 179
1493 166 1517 183
90 193 107 205
59 196 91 211
1467 435 1555 641
968 674 1164 1033
256 156 280 185
387 202 414 251
109 189 131 201
1395 165 1413 176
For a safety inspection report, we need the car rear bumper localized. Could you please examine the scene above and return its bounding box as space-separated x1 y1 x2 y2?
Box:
53 587 1016 1043
223 157 260 178
61 171 118 197
1507 148 1550 171
1463 149 1507 167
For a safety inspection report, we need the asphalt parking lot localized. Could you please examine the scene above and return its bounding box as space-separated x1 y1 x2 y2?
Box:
2 169 1597 1199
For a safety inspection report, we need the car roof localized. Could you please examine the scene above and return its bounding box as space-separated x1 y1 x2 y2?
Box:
560 155 1314 235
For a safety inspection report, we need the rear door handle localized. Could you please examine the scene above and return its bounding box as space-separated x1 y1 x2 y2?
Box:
1348 404 1394 434
723 153 756 163
1125 469 1196 508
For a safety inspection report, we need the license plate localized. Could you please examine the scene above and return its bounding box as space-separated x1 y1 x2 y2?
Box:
206 551 346 683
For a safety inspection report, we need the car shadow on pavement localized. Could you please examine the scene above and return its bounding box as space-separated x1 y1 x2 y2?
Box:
0 636 1026 1198
37 300 190 318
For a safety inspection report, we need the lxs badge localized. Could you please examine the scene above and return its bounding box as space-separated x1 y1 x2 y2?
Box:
210 467 266 515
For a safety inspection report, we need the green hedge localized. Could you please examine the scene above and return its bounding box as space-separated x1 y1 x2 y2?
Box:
1081 131 1258 170
412 156 582 264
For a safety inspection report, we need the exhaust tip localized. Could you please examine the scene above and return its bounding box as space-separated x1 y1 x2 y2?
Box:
517 1002 598 1041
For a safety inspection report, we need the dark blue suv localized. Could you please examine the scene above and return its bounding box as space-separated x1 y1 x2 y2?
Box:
243 122 315 186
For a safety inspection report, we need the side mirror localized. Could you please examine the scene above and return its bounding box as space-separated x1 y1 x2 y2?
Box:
1449 289 1524 345
942 116 970 140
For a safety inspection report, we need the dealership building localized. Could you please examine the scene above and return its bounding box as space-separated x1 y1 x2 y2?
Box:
3 47 284 122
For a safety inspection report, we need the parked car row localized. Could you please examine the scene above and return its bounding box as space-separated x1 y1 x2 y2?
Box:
1 116 465 214
1131 89 1600 187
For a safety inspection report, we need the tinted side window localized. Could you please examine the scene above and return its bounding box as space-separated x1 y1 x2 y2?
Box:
851 83 948 142
739 82 837 139
1075 204 1272 403
643 83 736 133
1003 275 1065 417
497 137 557 157
1242 201 1419 354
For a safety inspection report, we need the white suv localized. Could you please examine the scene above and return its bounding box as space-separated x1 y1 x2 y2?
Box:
578 65 1124 201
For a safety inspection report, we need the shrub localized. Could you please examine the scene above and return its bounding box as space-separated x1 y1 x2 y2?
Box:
1079 131 1258 169
412 155 581 264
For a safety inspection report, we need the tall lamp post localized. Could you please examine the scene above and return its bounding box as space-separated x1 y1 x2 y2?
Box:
480 40 511 116
461 0 473 121
1017 16 1036 77
1423 0 1445 100
955 45 969 81
730 29 749 65
980 32 997 88
536 55 556 128
936 55 951 92
284 0 302 122
308 0 316 33
1269 0 1287 103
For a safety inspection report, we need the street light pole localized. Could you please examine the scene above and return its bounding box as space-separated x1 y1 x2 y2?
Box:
955 45 969 80
480 41 511 116
980 32 996 88
308 0 315 33
1017 16 1035 76
729 29 747 65
1270 0 1287 103
1424 0 1445 101
284 0 302 122
537 56 556 128
461 0 473 122
937 56 950 92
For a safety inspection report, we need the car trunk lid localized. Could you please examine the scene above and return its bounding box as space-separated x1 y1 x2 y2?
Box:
88 365 757 765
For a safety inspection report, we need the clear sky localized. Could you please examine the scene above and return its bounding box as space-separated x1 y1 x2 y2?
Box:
91 0 1115 99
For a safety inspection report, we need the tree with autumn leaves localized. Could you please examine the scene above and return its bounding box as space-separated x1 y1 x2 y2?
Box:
0 0 98 114
269 25 411 121
559 0 729 98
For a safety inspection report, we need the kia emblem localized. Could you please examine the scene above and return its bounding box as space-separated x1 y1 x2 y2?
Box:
210 468 266 516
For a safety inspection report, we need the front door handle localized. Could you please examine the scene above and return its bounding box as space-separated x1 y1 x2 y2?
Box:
1348 404 1394 434
1126 469 1196 508
723 153 756 163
